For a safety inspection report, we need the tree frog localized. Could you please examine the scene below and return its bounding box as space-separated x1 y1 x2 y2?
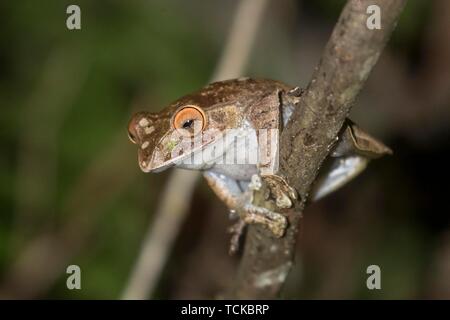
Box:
127 78 391 251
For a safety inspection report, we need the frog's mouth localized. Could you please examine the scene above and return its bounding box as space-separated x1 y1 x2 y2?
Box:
139 134 225 173
138 152 175 173
138 125 254 173
140 159 175 173
138 138 216 173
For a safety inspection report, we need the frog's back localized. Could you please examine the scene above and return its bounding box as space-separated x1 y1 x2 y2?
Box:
170 78 292 111
202 78 292 97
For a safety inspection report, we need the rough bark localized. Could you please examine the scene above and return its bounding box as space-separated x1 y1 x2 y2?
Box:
228 0 407 299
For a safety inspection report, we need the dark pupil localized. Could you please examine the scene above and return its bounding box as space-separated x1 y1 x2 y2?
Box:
182 119 193 129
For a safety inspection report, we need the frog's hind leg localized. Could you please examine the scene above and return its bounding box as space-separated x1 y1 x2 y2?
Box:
311 155 369 201
311 120 392 201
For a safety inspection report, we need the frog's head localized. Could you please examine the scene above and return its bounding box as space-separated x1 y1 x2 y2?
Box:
127 79 286 173
128 99 242 173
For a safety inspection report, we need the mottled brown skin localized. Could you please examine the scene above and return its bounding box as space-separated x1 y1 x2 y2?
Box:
127 78 292 173
127 78 391 249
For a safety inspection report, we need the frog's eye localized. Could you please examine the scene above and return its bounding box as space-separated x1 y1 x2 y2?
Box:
173 105 206 136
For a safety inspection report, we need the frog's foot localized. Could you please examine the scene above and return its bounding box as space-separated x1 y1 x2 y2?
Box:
227 205 287 254
241 203 287 238
228 219 246 255
262 175 297 209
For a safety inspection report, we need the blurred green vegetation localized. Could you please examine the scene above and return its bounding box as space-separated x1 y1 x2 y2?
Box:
1 0 218 298
1 0 449 299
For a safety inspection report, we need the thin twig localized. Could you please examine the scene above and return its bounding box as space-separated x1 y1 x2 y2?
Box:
210 0 269 82
14 48 89 237
227 0 407 299
120 0 270 300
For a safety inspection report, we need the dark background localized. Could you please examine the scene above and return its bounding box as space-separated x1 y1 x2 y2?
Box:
0 0 449 299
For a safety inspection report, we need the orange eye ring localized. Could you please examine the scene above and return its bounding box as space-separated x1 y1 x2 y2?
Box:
173 105 206 136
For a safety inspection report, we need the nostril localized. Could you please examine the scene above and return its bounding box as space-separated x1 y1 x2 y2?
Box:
127 119 139 144
128 111 152 145
127 129 137 144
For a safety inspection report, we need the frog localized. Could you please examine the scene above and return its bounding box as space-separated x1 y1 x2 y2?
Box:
127 78 392 253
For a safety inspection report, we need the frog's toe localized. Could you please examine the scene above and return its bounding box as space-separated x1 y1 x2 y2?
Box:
262 175 297 209
275 192 292 209
228 219 246 255
242 204 287 238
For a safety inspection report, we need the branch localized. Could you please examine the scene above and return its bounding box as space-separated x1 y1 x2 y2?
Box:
228 0 407 299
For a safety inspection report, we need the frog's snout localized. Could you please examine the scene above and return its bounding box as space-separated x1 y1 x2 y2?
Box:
128 111 169 173
127 122 138 145
127 111 152 145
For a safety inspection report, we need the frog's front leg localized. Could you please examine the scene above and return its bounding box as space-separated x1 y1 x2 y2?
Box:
203 172 288 253
203 171 243 210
